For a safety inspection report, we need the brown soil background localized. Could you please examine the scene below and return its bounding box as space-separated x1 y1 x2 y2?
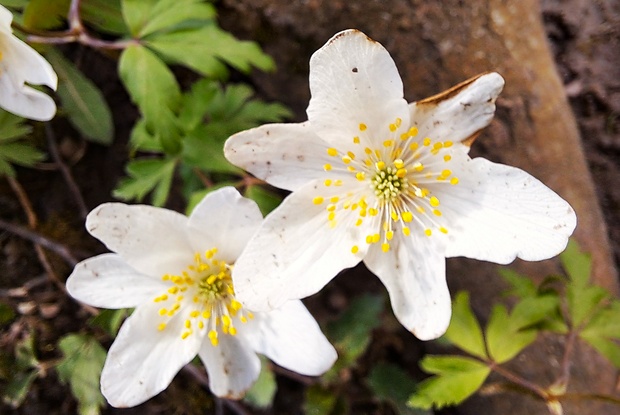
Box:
1 0 619 414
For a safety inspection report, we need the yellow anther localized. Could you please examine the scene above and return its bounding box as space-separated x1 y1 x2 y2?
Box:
353 136 360 144
347 166 356 172
444 141 453 147
401 211 413 222
372 234 381 243
366 235 373 244
440 227 448 234
324 179 332 186
190 310 200 318
402 226 411 236
391 211 399 221
410 142 419 151
395 117 402 127
409 126 419 136
355 218 363 226
368 208 378 216
359 123 367 131
430 196 440 207
330 196 339 203
364 147 372 154
231 300 242 311
450 177 459 185
389 123 397 132
347 151 356 160
221 315 232 327
441 169 452 177
342 155 352 164
376 161 386 170
208 330 218 346
423 137 431 146
396 168 407 178
394 159 404 169
324 163 332 171
444 155 452 162
313 196 324 205
356 172 366 181
168 286 179 294
158 308 167 316
327 147 338 156
229 327 238 336
413 162 424 172
182 331 191 339
383 140 394 147
184 320 191 329
425 229 432 236
240 316 247 323
334 180 343 186
202 310 211 319
381 243 390 252
207 274 217 285
157 323 166 331
433 209 442 216
400 133 409 141
162 274 170 281
433 142 443 150
351 245 359 254
327 204 336 212
386 230 394 241
198 321 204 329
328 211 336 221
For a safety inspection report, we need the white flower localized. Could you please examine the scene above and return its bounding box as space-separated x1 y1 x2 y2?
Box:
224 29 577 340
66 187 337 407
0 5 57 121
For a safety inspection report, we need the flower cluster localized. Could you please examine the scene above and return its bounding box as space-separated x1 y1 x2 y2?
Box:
0 5 57 121
67 28 576 407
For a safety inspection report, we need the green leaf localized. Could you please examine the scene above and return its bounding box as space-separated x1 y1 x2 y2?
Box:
244 185 282 216
88 309 128 336
580 300 620 367
46 49 114 145
114 157 177 206
15 332 39 370
304 384 339 415
485 295 557 363
0 110 32 141
118 45 182 153
408 356 490 410
2 370 38 408
56 334 106 415
23 0 69 30
128 118 163 152
122 0 215 38
181 125 242 174
324 294 384 382
0 110 42 177
367 363 431 415
81 0 128 36
243 358 277 409
560 239 592 287
443 292 487 359
499 268 538 299
147 24 274 78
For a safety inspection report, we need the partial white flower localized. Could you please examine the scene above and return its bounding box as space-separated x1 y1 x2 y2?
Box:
0 5 57 121
224 29 577 340
66 187 336 407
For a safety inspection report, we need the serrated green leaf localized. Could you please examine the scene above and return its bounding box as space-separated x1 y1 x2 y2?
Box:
580 300 620 367
23 0 69 30
304 384 338 415
46 49 114 145
147 24 274 78
181 124 241 174
367 363 430 415
324 294 383 381
88 308 128 336
128 118 163 152
443 292 486 359
56 334 106 415
408 356 490 410
243 358 276 409
121 0 156 36
119 45 181 153
2 370 38 408
140 0 215 37
114 157 177 206
0 142 45 176
567 284 608 328
177 79 219 131
81 0 128 36
15 333 39 370
244 185 282 216
499 268 538 299
561 239 592 288
0 110 32 141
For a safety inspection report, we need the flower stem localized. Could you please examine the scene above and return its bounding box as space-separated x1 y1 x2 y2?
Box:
489 361 549 401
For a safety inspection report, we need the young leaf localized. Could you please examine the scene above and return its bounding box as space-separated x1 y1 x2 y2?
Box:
46 49 114 145
408 356 490 410
56 334 106 415
443 292 487 359
243 358 277 409
367 363 431 415
499 268 538 299
114 157 177 206
485 295 558 364
147 24 274 78
118 45 182 154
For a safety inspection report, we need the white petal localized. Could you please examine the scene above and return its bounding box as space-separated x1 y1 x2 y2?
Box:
363 232 452 340
101 301 204 407
187 187 263 263
232 179 372 311
198 334 261 399
224 121 333 192
242 300 337 376
3 33 58 88
86 203 193 277
441 157 577 263
409 73 504 145
0 6 13 29
307 29 410 153
0 74 57 121
66 253 168 308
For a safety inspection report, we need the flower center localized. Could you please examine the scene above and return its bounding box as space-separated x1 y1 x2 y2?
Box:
315 118 459 253
152 248 253 346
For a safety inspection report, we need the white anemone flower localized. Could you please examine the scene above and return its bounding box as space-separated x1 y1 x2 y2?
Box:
224 29 577 340
66 187 337 407
0 5 57 121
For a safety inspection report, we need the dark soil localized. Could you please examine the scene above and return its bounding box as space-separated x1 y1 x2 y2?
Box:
1 1 619 414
